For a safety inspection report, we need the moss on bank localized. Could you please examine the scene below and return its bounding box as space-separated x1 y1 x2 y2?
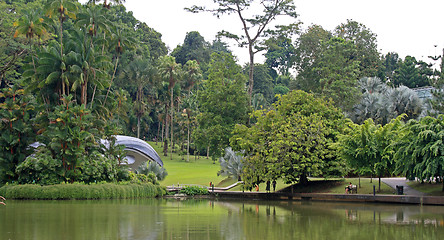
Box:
0 182 166 200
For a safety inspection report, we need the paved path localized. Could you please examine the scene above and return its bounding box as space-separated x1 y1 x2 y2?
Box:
381 177 426 196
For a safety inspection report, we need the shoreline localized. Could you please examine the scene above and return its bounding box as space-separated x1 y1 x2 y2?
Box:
201 191 444 206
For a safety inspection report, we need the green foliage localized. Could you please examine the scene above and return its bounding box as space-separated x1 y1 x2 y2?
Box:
194 52 250 160
393 56 432 88
16 147 63 185
136 161 168 181
231 90 345 188
179 185 209 196
350 77 423 125
393 116 444 189
218 147 244 181
336 117 404 179
0 86 36 182
0 182 166 200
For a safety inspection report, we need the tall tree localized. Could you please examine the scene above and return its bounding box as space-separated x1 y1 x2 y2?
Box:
231 90 345 188
158 55 181 157
334 20 380 78
393 116 444 191
187 0 298 103
393 56 432 88
195 52 249 160
44 0 78 96
119 57 157 138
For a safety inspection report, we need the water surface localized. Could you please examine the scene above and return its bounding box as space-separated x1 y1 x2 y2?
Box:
1 198 443 239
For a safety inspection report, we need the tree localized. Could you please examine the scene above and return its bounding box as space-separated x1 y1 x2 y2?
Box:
0 86 36 183
172 31 211 69
231 90 345 188
44 0 79 96
195 52 249 160
294 24 331 75
158 55 181 157
13 8 47 55
334 20 380 78
187 0 298 102
250 64 274 104
119 57 157 138
336 117 403 191
393 56 432 88
393 116 444 191
310 37 362 111
349 77 423 125
218 147 244 181
264 26 298 76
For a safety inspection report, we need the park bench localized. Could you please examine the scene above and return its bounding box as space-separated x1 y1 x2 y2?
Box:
345 185 357 194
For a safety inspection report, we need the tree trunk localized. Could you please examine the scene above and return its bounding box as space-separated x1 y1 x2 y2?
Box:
187 120 190 162
378 176 381 192
299 173 309 186
164 110 169 157
247 45 254 105
170 87 174 160
137 116 140 139
103 56 119 106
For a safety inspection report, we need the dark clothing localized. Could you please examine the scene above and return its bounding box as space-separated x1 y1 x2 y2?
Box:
266 181 271 192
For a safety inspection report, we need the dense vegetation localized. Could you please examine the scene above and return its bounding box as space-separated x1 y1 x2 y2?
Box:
1 0 444 193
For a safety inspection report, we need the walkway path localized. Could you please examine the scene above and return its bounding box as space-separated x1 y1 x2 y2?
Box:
382 177 426 196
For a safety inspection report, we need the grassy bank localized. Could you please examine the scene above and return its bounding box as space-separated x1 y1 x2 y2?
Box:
407 181 444 196
0 182 166 200
150 142 226 187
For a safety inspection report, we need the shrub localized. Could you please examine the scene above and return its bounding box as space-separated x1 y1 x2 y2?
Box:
179 185 209 196
0 182 165 200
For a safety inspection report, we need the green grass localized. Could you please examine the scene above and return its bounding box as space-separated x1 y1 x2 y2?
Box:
149 142 226 187
407 181 444 196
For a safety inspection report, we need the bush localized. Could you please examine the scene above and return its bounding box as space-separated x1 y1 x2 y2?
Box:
179 185 209 196
0 182 166 200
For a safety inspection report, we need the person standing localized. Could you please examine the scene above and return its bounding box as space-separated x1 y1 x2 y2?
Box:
266 180 271 193
272 180 277 192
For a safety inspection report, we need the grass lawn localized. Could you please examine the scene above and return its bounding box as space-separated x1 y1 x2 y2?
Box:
407 181 444 196
149 142 226 187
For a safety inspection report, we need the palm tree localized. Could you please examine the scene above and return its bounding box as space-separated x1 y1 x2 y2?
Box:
182 60 202 94
158 55 181 158
103 26 134 106
388 86 423 121
45 0 78 96
120 57 157 138
13 8 47 48
13 8 47 69
218 147 244 181
75 4 111 46
65 28 111 105
181 93 198 162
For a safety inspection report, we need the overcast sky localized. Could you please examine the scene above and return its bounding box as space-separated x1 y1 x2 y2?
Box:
81 0 444 66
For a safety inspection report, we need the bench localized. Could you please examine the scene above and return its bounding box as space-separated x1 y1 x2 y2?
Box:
345 185 357 194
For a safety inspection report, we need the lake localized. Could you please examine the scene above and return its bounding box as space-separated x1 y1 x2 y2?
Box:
1 198 443 239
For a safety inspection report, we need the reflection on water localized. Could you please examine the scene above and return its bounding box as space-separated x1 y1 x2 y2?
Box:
1 198 444 239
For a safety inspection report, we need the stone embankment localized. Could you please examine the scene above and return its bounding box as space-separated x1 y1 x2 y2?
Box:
209 191 444 206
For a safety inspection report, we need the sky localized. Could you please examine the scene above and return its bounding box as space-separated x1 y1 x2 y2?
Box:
81 0 444 67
